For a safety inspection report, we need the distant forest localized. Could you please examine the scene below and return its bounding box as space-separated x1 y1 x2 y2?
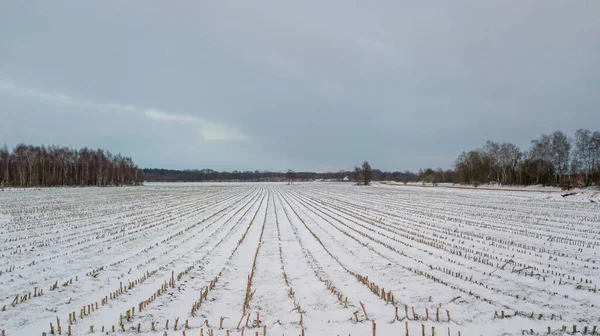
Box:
452 129 600 187
143 168 419 183
4 128 598 188
145 129 600 187
0 144 144 188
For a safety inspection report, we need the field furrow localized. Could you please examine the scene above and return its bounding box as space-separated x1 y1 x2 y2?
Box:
1 183 598 336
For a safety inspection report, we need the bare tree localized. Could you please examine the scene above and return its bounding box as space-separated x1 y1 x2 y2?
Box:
482 141 501 183
498 143 522 185
362 161 372 185
353 166 362 185
286 169 296 185
574 129 595 186
529 134 554 185
593 131 600 185
551 131 570 186
0 144 9 188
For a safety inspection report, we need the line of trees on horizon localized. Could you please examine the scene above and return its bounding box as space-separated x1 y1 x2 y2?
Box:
143 166 420 184
144 129 600 188
8 129 593 188
451 129 600 187
143 168 355 182
0 144 144 188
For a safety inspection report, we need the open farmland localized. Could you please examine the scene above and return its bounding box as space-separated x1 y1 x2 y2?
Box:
1 183 599 336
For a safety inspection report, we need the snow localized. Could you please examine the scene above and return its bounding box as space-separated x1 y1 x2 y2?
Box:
1 183 599 336
381 181 600 194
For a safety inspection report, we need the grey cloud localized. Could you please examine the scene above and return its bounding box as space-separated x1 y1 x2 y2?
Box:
0 80 247 141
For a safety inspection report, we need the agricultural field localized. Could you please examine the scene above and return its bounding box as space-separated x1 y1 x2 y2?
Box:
1 183 599 336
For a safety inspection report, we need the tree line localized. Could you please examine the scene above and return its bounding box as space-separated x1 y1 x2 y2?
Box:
143 168 351 182
143 128 600 188
144 165 416 183
0 144 144 188
452 129 600 187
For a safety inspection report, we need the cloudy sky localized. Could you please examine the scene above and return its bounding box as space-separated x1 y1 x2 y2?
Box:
1 1 599 172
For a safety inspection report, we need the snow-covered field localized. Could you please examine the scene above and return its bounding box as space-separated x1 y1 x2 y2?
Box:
1 183 599 336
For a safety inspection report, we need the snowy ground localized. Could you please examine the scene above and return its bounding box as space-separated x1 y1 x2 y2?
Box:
381 181 600 193
1 183 599 336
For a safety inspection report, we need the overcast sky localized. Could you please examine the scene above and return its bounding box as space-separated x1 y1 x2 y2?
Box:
1 1 599 172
